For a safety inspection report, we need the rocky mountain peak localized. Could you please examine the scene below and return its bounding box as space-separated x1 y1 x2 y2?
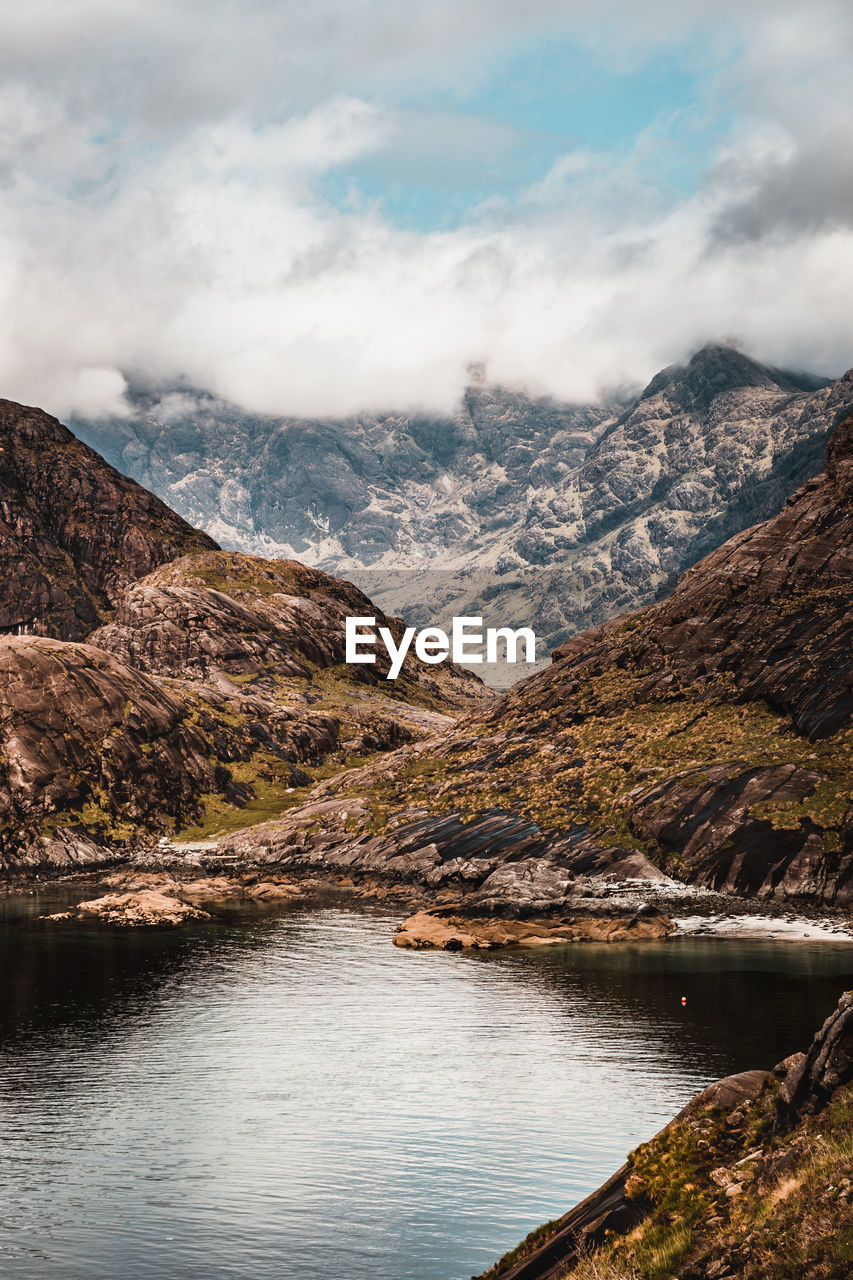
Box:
69 349 853 671
637 344 830 413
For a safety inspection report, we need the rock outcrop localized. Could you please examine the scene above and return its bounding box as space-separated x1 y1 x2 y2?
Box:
775 991 853 1125
0 399 217 639
0 636 221 866
392 905 674 949
43 889 212 927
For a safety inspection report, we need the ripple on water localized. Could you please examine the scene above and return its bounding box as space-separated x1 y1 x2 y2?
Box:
0 906 851 1279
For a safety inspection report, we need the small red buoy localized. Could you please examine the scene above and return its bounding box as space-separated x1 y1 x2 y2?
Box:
681 996 687 1006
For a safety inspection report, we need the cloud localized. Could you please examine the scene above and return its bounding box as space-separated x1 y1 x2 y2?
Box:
0 1 851 418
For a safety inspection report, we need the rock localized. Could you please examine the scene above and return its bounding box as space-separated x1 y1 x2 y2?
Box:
14 827 114 871
627 764 833 898
392 906 675 950
773 1051 807 1078
214 801 643 910
43 889 211 926
775 990 853 1125
0 636 223 866
97 869 303 905
0 398 217 640
676 1070 770 1121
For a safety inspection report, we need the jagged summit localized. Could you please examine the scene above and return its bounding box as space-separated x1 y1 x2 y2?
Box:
212 406 853 909
637 344 832 409
71 347 853 660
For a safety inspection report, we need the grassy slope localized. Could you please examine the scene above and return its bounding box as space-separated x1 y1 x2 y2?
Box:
348 644 853 870
485 1074 853 1280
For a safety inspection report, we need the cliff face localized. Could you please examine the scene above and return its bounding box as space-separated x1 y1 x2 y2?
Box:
71 348 853 660
216 406 853 907
0 636 227 867
0 399 218 639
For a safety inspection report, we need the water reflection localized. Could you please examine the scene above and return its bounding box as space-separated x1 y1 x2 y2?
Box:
0 902 851 1280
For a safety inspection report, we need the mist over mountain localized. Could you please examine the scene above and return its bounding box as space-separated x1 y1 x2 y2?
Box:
71 345 853 679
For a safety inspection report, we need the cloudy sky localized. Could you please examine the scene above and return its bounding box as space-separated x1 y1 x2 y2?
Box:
1 0 852 418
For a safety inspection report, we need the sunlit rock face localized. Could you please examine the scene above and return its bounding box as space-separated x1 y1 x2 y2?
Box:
0 398 218 641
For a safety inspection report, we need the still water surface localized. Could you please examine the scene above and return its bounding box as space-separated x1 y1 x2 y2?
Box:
1 898 852 1280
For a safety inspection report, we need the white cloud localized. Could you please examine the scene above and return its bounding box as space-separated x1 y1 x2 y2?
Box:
0 1 851 418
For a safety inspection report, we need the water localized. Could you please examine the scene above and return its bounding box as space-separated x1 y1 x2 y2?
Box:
1 897 851 1280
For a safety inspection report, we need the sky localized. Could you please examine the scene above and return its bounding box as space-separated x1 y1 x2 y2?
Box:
0 0 852 419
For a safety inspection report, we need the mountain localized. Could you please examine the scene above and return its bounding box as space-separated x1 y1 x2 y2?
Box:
216 400 853 908
71 376 616 563
71 347 853 670
8 383 853 905
0 398 218 639
0 547 487 872
0 550 487 873
0 403 487 872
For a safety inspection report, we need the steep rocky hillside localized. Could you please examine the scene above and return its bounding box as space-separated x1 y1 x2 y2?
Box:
0 550 487 872
212 406 853 908
73 348 853 659
477 991 853 1280
0 399 218 639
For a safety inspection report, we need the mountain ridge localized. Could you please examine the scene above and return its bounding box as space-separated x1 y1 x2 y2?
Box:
70 345 853 665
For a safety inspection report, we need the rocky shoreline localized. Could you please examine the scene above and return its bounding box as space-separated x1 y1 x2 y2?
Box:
475 992 853 1280
10 854 853 943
